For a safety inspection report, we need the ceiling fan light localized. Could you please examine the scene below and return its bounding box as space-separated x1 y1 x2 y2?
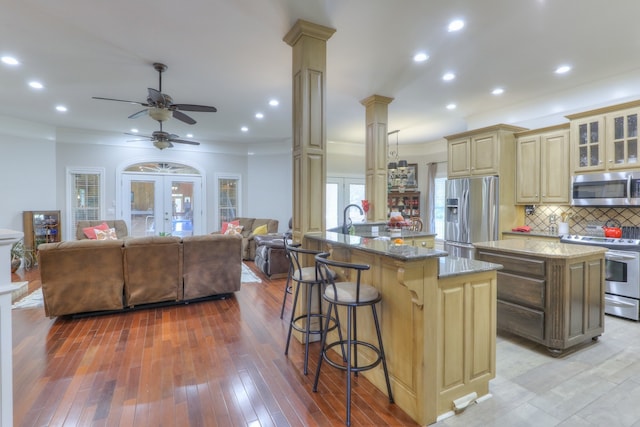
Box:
154 140 172 150
149 107 171 122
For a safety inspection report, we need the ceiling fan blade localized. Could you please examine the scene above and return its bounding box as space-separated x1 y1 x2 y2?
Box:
173 104 217 113
172 110 196 125
128 109 149 119
170 139 200 146
93 96 148 106
124 132 152 138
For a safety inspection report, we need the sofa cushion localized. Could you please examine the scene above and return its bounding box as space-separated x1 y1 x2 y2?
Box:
95 227 118 240
83 222 109 239
252 223 268 236
77 220 128 240
220 219 240 234
224 224 244 235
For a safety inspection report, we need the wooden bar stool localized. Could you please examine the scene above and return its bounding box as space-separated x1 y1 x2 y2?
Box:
283 240 340 375
312 252 393 426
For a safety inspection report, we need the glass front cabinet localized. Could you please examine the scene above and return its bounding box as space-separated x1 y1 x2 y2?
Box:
569 101 640 173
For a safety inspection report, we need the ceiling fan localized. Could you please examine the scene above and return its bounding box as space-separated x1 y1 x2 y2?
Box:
125 122 200 150
93 62 217 125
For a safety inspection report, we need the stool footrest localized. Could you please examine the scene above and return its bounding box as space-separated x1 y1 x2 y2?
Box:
290 313 339 336
322 340 383 373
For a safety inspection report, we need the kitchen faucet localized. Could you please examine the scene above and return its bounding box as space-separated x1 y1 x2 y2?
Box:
342 204 364 234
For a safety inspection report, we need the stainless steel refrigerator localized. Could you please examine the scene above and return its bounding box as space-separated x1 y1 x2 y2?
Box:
444 176 499 259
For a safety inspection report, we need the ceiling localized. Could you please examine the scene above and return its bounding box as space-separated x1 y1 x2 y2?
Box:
2 0 640 150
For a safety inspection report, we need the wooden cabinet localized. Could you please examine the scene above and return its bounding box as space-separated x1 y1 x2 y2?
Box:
475 242 605 355
446 124 527 234
567 99 640 173
515 124 570 204
387 191 420 218
446 124 526 178
405 235 435 249
23 210 61 251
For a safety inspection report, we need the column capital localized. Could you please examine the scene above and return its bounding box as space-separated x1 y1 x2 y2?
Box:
283 19 336 46
360 94 394 108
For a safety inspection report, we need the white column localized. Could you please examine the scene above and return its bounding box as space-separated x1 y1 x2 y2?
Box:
0 229 25 427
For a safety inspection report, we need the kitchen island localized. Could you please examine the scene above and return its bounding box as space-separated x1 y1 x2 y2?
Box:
474 239 606 355
303 232 502 425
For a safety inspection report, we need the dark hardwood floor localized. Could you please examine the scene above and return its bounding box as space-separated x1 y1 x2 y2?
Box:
10 264 419 427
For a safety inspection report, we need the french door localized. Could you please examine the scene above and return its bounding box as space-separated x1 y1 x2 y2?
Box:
121 174 202 237
326 177 365 229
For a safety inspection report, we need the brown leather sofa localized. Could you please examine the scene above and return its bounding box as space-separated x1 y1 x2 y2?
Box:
38 233 242 318
223 217 279 260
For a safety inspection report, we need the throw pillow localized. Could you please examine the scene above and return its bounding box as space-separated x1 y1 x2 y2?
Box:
221 220 240 234
252 224 268 236
224 224 244 235
83 222 109 240
95 227 118 240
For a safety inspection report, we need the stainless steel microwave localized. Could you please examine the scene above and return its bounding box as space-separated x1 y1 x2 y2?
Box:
572 172 640 206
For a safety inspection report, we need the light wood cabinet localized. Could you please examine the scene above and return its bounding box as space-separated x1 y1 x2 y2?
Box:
447 124 526 178
567 99 640 173
515 124 570 204
446 124 527 234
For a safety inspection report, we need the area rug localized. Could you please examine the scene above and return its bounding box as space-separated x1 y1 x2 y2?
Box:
12 264 260 310
12 288 43 309
241 263 262 283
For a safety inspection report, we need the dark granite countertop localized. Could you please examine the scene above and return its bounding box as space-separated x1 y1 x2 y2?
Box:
438 256 503 279
305 232 446 261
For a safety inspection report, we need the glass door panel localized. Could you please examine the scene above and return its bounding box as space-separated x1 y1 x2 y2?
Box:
217 175 240 229
123 174 202 237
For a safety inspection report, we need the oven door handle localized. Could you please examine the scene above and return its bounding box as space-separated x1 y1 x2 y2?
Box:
605 251 639 261
605 295 637 308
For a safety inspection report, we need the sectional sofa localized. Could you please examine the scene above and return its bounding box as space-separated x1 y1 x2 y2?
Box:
38 233 242 318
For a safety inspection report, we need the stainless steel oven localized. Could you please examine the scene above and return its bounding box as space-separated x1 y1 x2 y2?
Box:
561 234 640 321
604 249 640 320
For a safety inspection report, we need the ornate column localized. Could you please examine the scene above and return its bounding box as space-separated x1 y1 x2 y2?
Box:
361 95 394 223
284 20 336 241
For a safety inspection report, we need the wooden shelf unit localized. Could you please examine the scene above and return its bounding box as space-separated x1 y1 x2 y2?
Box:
387 191 420 218
23 210 61 251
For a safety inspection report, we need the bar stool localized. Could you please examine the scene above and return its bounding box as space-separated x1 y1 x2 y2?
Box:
279 232 294 319
313 252 394 426
284 240 340 375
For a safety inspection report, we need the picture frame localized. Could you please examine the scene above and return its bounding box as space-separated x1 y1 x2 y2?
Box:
388 163 418 190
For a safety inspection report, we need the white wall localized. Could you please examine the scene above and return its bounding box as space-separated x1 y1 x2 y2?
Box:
247 153 292 232
0 133 57 231
55 142 250 236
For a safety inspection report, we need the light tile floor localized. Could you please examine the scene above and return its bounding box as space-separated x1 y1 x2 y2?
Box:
435 314 640 426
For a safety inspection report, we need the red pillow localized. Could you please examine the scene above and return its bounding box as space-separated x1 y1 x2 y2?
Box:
83 222 109 240
220 220 240 234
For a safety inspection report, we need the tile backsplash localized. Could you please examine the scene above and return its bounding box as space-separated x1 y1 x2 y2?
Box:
524 205 640 235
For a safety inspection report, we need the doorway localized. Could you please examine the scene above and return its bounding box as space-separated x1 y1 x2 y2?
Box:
121 173 202 237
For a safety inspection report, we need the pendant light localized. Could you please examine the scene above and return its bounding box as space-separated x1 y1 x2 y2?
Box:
388 130 407 172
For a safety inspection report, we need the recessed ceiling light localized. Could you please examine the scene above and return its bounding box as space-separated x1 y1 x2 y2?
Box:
241 126 249 132
130 128 139 133
492 88 504 95
1 56 19 65
555 65 571 74
269 99 279 107
56 105 67 112
29 81 44 89
442 72 456 81
413 52 429 62
448 19 465 32
446 103 457 110
255 112 264 119
186 133 193 138
248 151 255 156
